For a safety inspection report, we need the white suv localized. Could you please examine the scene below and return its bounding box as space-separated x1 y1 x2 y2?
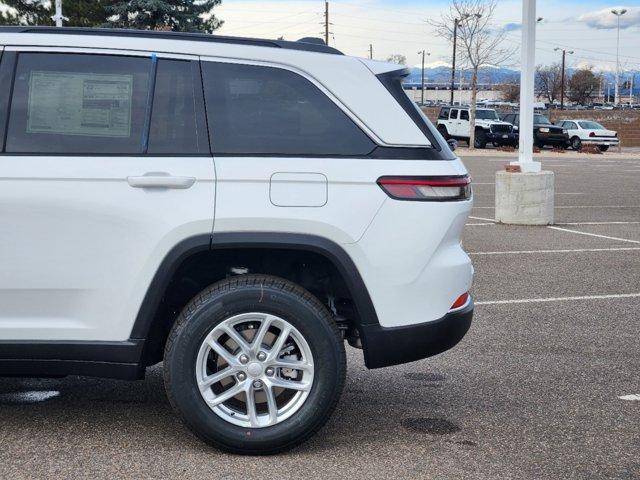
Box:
0 27 474 454
437 106 517 149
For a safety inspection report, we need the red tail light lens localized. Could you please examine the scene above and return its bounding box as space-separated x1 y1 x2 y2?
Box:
377 175 471 201
450 292 470 310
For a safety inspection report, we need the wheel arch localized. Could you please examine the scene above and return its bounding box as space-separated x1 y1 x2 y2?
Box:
131 232 379 365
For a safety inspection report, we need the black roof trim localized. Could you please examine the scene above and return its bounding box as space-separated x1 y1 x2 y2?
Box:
0 26 343 55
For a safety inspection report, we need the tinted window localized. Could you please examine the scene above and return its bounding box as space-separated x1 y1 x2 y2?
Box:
460 110 469 121
450 109 458 119
148 59 207 154
6 53 151 154
202 62 374 156
578 121 603 130
0 51 14 152
438 107 450 120
534 114 551 125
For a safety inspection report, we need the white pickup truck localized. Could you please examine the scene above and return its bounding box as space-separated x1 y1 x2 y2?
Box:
436 106 517 149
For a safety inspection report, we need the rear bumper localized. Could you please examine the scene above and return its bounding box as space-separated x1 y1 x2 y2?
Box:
538 133 568 145
583 138 619 146
487 132 517 144
360 298 473 369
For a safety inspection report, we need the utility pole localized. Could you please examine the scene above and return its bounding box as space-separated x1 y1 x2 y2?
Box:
369 44 373 60
612 9 627 106
52 0 63 27
418 50 430 105
324 1 329 46
450 18 459 106
554 48 573 110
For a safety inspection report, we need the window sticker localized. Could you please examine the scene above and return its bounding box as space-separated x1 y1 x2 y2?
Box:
26 71 134 137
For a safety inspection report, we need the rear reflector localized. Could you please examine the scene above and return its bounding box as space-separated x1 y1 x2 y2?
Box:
450 292 470 310
377 175 471 201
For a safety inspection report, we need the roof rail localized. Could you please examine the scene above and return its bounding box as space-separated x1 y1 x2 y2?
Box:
0 26 343 55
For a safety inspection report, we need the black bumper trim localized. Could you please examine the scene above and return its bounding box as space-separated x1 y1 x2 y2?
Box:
360 300 473 369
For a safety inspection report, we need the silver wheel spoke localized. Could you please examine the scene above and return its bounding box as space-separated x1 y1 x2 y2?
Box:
251 314 274 354
268 324 292 361
207 382 245 407
245 387 259 428
219 324 251 355
268 377 311 392
207 338 237 367
198 367 236 391
264 385 278 426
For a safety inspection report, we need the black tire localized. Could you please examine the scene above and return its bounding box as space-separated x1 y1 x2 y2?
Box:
571 136 582 150
474 129 487 149
437 124 450 140
163 274 346 455
599 145 609 152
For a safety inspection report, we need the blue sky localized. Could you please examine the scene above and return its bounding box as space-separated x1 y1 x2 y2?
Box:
215 0 640 72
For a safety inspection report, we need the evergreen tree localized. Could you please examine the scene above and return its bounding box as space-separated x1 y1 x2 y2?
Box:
0 1 116 27
106 0 223 33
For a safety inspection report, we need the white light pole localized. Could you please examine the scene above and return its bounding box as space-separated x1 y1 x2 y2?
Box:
52 0 63 27
514 0 540 171
612 9 627 106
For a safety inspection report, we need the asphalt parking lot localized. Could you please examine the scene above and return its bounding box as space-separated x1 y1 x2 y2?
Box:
1 154 639 479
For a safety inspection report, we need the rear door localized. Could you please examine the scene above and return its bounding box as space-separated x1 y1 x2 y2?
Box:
0 48 215 341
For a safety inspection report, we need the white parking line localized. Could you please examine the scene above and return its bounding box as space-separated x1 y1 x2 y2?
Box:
548 226 640 244
619 394 640 401
473 206 639 209
473 182 495 185
468 215 496 222
556 221 640 225
466 223 495 226
555 192 584 195
476 293 640 305
469 247 640 255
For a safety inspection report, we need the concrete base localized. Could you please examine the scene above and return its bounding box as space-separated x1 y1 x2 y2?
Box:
495 170 554 225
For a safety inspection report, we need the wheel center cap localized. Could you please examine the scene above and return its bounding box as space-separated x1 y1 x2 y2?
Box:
247 362 263 378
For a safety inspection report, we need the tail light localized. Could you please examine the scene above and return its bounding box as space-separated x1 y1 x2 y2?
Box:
450 292 470 311
589 131 596 137
377 175 471 201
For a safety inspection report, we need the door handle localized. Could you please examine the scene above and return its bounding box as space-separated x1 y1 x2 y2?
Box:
127 173 196 189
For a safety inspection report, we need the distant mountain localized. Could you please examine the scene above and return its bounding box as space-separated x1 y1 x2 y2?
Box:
402 64 640 95
404 65 519 86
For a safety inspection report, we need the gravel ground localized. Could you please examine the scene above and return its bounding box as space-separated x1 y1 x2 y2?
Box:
1 154 638 479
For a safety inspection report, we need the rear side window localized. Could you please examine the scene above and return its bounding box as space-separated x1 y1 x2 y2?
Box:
6 53 151 154
201 61 374 156
460 110 469 121
148 59 208 154
0 50 13 152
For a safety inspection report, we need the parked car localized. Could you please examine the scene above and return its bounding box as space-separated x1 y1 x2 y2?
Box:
437 106 517 148
501 112 569 149
555 119 619 151
0 27 474 454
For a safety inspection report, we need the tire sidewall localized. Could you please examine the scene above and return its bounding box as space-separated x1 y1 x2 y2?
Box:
164 280 344 452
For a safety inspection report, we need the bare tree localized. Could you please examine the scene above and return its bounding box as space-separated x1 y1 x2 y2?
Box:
568 67 600 105
500 80 520 103
429 0 514 149
386 54 407 65
535 63 563 104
